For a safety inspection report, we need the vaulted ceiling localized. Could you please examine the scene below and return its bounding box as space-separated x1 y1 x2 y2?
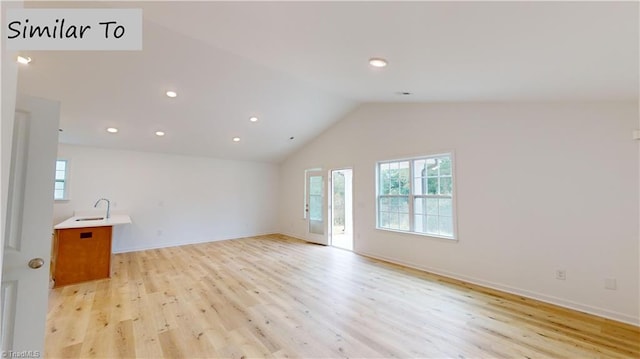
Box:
16 1 638 163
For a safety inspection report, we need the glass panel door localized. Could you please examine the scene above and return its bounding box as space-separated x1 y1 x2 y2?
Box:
306 171 327 244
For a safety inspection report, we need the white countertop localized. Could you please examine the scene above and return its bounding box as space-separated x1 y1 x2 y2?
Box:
54 214 132 230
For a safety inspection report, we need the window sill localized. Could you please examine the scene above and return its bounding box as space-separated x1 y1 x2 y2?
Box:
375 227 458 242
54 199 70 203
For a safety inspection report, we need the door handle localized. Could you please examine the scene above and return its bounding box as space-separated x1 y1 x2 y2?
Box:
28 258 45 269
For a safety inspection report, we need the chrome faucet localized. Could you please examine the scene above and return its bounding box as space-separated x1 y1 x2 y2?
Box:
94 198 111 219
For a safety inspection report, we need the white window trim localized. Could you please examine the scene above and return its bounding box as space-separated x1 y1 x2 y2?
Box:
375 152 458 240
54 158 70 201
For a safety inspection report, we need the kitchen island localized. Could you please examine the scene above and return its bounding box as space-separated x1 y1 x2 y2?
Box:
52 214 131 287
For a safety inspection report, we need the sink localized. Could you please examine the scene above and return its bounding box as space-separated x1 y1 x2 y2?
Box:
55 214 131 230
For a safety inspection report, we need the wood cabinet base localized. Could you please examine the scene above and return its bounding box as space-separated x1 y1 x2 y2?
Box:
52 226 112 287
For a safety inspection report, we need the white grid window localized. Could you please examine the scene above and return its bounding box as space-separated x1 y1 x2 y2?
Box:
54 159 68 200
377 154 456 239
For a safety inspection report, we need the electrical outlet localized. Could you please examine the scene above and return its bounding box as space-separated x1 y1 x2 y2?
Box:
605 278 617 290
556 270 566 280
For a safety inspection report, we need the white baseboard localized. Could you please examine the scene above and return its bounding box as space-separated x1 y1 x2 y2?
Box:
358 250 640 327
278 231 309 242
112 232 276 254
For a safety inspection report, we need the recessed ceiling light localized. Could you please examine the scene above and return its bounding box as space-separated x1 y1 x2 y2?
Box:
166 91 177 98
17 56 31 64
369 57 388 68
155 131 165 136
107 127 118 133
249 116 258 122
232 137 241 142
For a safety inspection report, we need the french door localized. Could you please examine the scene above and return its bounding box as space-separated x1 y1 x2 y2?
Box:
305 171 327 245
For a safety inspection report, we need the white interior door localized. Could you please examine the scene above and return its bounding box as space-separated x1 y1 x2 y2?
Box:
306 171 328 245
2 95 60 354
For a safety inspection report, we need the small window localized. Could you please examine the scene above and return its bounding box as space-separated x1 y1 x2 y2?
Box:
377 153 456 239
54 159 68 200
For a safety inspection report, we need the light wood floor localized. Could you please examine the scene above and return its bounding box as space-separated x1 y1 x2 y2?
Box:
46 235 639 358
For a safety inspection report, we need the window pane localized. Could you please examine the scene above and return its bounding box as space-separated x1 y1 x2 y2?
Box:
309 176 322 195
399 166 410 195
414 160 427 195
427 158 438 176
309 195 322 220
426 215 438 234
398 196 409 213
439 177 452 195
426 198 438 215
413 177 421 195
389 165 399 195
414 214 426 233
381 175 389 195
439 216 453 237
413 176 425 195
414 159 426 177
390 212 400 230
427 178 438 195
438 198 452 217
389 161 399 195
56 160 66 171
439 156 451 176
379 197 389 212
380 163 390 195
379 211 390 228
388 197 397 212
54 190 64 200
414 198 425 215
54 160 68 200
399 213 410 231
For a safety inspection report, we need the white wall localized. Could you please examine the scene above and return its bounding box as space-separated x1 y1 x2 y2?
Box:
278 102 639 325
55 144 279 253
